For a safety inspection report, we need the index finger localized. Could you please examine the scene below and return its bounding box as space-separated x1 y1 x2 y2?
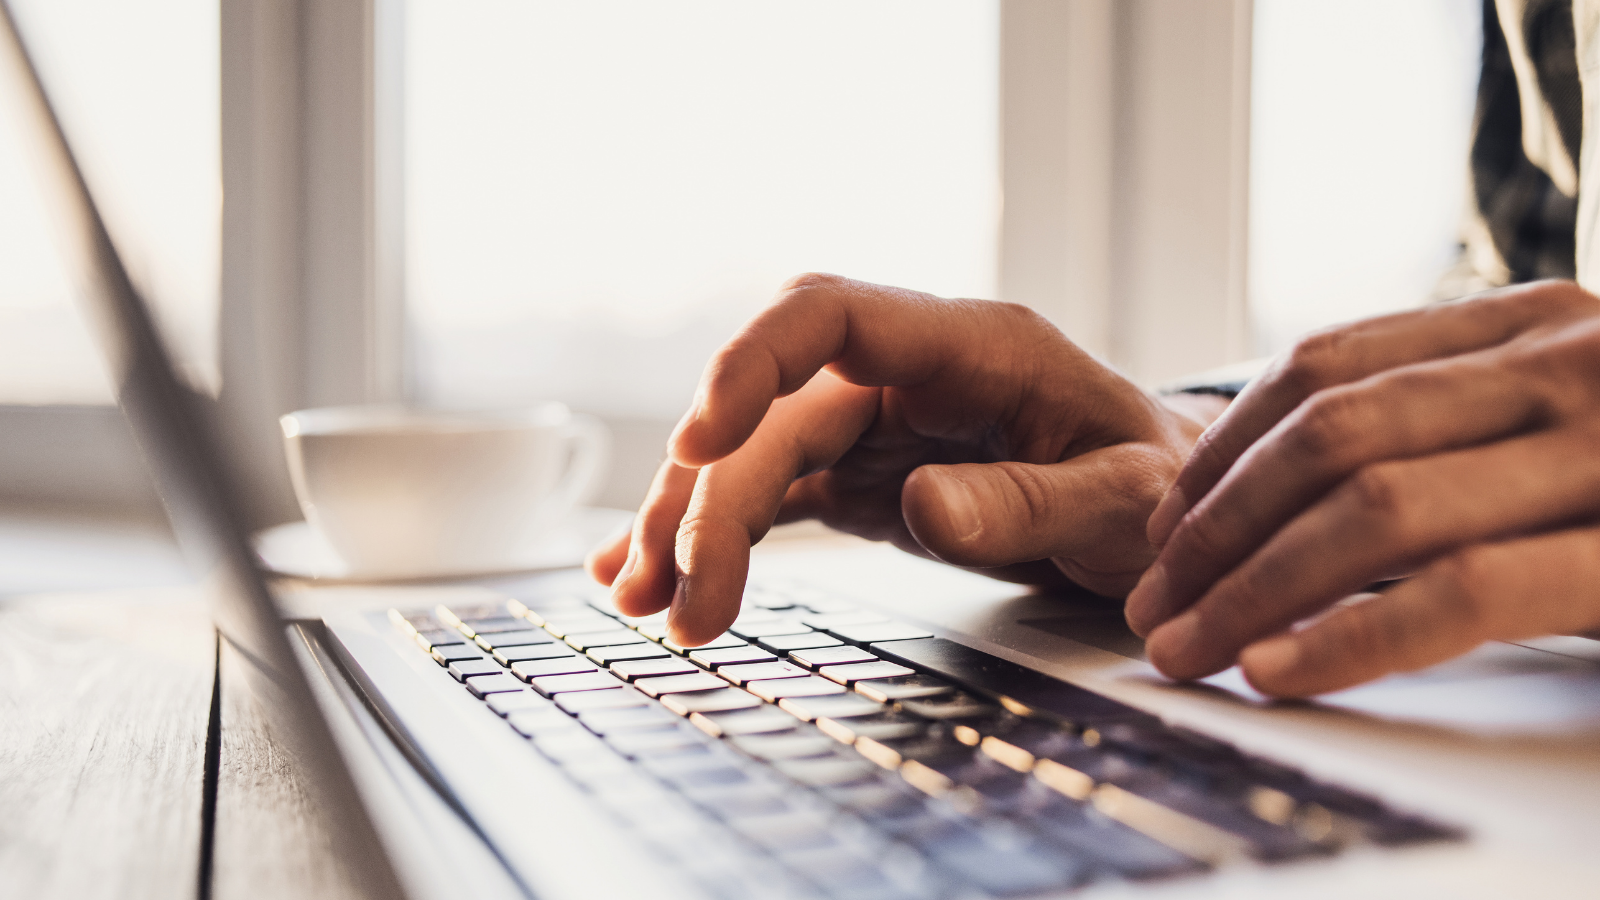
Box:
1144 281 1598 548
667 273 1077 468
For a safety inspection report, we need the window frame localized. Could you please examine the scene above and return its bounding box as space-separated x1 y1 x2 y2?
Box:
2 0 1253 522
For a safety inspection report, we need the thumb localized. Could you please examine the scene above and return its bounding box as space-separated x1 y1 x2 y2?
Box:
902 448 1169 576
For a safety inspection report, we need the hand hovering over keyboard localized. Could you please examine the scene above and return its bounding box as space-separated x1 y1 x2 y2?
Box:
585 274 1226 646
1126 280 1600 697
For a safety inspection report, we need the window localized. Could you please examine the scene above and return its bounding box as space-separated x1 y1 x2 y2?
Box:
1249 0 1481 354
0 0 220 404
405 0 999 419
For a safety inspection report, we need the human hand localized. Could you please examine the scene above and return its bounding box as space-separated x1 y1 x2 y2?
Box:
1125 280 1600 697
586 274 1220 645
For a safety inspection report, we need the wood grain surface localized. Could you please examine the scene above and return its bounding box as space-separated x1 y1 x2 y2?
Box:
0 589 213 900
210 639 365 900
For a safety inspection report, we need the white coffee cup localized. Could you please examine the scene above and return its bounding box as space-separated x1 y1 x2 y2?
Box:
279 403 609 577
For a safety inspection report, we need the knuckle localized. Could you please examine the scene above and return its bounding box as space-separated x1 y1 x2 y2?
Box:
1342 463 1410 523
991 300 1050 329
1278 329 1350 395
776 271 844 299
1517 278 1597 319
1429 546 1504 635
994 461 1054 530
1284 389 1363 467
1172 505 1234 566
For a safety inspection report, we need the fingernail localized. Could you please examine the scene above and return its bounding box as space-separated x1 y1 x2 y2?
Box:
1125 562 1169 638
614 545 638 586
667 398 702 456
1145 612 1203 680
665 575 691 641
1240 637 1301 693
933 471 982 543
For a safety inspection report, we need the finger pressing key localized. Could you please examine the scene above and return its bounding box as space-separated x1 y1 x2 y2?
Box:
608 460 699 617
665 373 880 646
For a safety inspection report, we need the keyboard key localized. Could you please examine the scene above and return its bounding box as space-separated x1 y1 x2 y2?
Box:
899 692 1000 720
510 657 598 680
614 610 669 629
778 846 918 897
788 645 880 669
772 757 879 788
816 713 926 745
509 594 586 613
933 839 1084 897
727 620 811 639
872 637 1146 725
689 646 778 668
507 708 580 737
743 589 797 610
430 643 485 665
729 730 840 761
586 643 673 665
716 661 810 686
756 633 844 655
610 657 700 681
473 629 552 650
464 673 526 698
447 658 503 681
635 672 729 697
642 755 755 791
459 615 527 635
855 674 954 702
413 628 459 649
800 611 889 629
578 705 680 735
635 621 671 641
688 705 802 738
494 644 577 666
731 608 783 625
660 688 764 716
515 601 592 627
664 633 748 654
678 782 793 819
555 688 651 714
747 675 848 702
792 594 858 613
486 690 550 716
564 629 651 651
540 614 621 638
532 730 612 762
606 728 713 759
728 810 837 852
778 693 886 722
818 661 914 685
529 671 626 697
831 623 934 644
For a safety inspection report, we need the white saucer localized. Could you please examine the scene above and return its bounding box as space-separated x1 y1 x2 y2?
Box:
252 506 634 583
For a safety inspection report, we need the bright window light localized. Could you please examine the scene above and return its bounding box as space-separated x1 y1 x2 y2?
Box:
1250 0 1482 355
406 0 1000 419
0 0 219 404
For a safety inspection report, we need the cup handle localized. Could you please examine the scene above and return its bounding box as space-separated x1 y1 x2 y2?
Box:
550 413 611 513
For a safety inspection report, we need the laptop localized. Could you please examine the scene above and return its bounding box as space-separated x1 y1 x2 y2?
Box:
9 4 1600 897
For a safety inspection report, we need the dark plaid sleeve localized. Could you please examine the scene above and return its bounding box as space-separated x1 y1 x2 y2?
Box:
1464 0 1582 286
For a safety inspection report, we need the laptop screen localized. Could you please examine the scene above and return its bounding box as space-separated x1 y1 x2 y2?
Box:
0 3 403 893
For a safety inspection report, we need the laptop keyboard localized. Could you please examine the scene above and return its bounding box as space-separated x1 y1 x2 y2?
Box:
387 583 1459 900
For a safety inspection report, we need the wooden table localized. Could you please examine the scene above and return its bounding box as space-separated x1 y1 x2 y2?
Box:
0 588 366 900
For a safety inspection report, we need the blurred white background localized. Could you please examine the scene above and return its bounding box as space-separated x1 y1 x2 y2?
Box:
405 0 999 419
0 0 1488 461
0 0 218 405
1249 0 1481 354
